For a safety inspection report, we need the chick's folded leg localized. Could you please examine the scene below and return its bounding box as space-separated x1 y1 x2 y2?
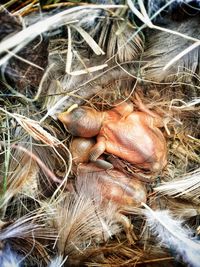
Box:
115 212 137 244
134 93 162 122
89 137 113 170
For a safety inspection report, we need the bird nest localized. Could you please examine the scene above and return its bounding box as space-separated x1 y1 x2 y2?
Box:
0 1 199 266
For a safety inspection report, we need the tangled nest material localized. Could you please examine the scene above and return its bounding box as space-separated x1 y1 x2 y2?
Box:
0 0 200 266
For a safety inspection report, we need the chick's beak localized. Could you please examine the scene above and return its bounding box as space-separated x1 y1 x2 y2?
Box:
57 111 70 126
58 104 78 126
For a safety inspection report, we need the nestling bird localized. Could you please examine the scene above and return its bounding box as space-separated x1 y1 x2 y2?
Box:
69 138 147 243
58 95 167 172
77 162 147 243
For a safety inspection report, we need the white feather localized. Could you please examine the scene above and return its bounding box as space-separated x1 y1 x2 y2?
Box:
170 98 200 109
48 255 68 267
0 213 48 241
155 168 200 203
143 203 200 267
0 246 21 267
